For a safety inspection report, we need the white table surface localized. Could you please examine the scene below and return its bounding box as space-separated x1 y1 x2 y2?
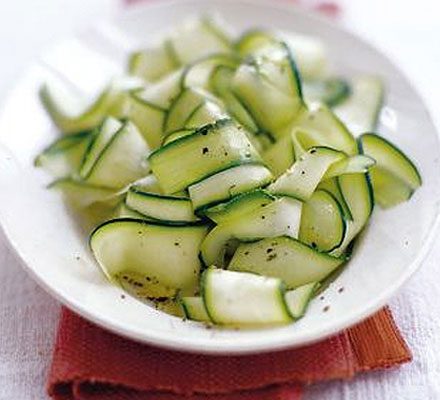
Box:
1 1 439 399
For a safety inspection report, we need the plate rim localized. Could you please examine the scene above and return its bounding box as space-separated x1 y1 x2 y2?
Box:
1 0 440 354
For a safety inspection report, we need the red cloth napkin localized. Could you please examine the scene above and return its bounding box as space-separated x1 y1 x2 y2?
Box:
47 307 411 400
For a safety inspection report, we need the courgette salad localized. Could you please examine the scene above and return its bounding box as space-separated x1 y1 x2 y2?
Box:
35 18 422 327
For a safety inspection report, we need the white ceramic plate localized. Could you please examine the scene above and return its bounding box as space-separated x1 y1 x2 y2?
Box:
0 0 439 354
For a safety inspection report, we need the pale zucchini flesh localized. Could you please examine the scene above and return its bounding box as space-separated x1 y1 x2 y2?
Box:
40 75 144 134
262 134 295 177
202 268 291 325
331 173 374 256
125 188 198 223
128 18 232 83
202 189 275 225
181 296 211 322
82 121 150 189
323 154 376 179
168 18 233 66
49 178 121 209
188 163 273 211
317 178 353 220
80 117 123 179
149 119 261 194
303 78 351 107
184 100 228 130
359 133 421 208
299 189 346 252
134 69 183 110
128 44 177 82
201 197 302 267
162 129 195 146
90 219 209 297
229 236 345 289
210 65 259 134
360 133 422 186
124 89 166 149
236 30 328 80
130 174 162 194
293 104 357 155
116 201 147 220
236 30 277 57
34 131 92 178
285 282 319 319
368 167 414 209
232 42 304 139
268 146 345 201
182 53 239 89
334 75 384 134
163 87 211 133
280 32 328 80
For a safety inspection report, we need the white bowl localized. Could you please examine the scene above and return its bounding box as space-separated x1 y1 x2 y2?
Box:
0 0 439 354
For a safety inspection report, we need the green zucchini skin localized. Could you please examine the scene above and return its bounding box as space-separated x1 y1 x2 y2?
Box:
34 131 93 178
90 218 208 298
36 17 426 329
89 217 207 237
188 163 273 211
358 133 421 207
180 296 212 322
200 197 302 268
268 146 345 201
299 189 347 253
201 189 276 224
229 236 346 289
125 184 200 225
210 65 260 135
232 42 305 139
81 120 150 189
201 267 291 326
317 177 353 220
149 119 262 194
285 282 320 320
235 29 328 80
40 76 144 135
293 104 358 156
128 18 233 83
330 172 374 256
162 128 195 146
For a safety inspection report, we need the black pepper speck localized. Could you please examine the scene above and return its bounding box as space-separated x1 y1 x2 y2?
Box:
266 253 277 261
